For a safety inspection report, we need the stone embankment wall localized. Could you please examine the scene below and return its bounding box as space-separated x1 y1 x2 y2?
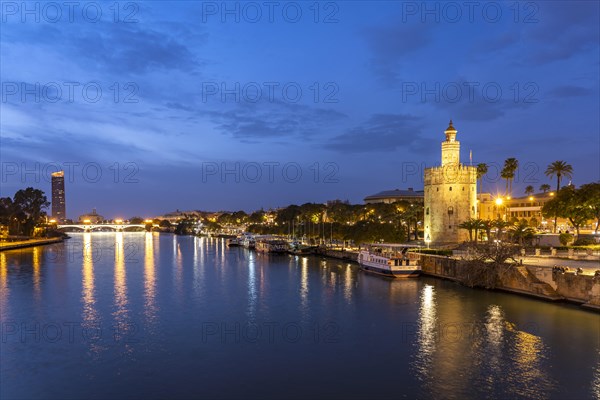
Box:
420 254 600 311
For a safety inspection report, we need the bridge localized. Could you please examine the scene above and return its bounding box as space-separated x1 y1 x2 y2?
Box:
57 224 149 232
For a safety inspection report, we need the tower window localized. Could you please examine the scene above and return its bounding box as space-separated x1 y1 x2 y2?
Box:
449 187 452 191
426 207 429 215
449 225 452 229
436 188 439 192
448 206 454 215
462 187 465 191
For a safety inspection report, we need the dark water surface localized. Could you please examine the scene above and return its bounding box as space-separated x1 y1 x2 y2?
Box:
1 233 598 399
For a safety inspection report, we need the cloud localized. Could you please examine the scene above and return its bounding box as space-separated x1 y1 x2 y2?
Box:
324 113 428 153
546 86 594 98
363 23 433 84
208 100 347 142
1 19 203 77
518 2 598 65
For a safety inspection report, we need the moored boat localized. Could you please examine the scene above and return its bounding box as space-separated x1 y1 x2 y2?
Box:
255 237 288 253
358 244 422 278
226 237 240 246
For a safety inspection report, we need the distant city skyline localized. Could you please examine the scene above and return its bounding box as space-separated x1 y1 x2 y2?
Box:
1 1 598 218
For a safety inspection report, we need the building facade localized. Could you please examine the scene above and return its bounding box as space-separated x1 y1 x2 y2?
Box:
78 208 104 224
363 188 424 204
51 171 66 222
424 121 477 244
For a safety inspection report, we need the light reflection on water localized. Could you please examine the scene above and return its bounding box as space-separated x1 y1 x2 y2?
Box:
144 232 157 326
0 234 598 400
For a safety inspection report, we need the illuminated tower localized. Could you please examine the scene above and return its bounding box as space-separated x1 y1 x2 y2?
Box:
424 121 477 244
51 171 66 222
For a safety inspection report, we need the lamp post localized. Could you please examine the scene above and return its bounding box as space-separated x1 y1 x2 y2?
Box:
495 197 505 221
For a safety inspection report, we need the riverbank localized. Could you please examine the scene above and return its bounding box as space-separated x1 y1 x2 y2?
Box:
0 237 64 251
419 254 600 312
312 247 599 312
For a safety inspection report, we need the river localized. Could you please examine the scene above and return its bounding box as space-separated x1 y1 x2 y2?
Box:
1 233 598 399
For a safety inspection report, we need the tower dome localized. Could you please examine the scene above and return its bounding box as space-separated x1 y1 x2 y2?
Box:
445 119 457 141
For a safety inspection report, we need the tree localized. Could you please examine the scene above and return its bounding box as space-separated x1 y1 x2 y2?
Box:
12 188 50 236
579 182 600 233
129 216 144 224
542 185 592 237
476 163 488 194
458 218 485 243
524 185 534 196
402 203 423 241
545 161 573 193
545 161 573 233
501 158 519 195
539 184 551 193
508 220 535 246
480 219 494 242
248 210 265 224
493 219 509 240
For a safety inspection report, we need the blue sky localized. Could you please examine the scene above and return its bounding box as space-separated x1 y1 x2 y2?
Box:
1 1 598 219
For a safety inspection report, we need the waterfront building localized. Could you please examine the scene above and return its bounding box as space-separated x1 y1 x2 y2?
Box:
51 171 66 222
78 208 104 224
364 188 424 204
424 121 477 244
478 191 575 231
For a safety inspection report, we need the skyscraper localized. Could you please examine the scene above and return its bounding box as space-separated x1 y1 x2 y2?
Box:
51 171 66 222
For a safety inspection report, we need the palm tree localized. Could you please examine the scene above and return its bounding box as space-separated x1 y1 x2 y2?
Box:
539 184 551 193
501 158 519 195
493 219 509 240
458 219 476 242
476 163 488 197
545 161 573 193
479 219 494 242
508 220 535 246
524 185 534 196
545 161 573 233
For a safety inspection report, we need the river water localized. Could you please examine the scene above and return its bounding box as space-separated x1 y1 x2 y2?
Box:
1 233 598 399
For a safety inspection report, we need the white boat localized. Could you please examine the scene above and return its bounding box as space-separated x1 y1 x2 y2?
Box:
255 236 288 253
358 244 422 278
241 234 256 249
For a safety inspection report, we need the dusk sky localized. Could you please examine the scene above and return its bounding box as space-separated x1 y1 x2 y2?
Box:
1 1 599 219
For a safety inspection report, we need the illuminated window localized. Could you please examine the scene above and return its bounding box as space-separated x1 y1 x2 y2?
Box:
448 206 454 215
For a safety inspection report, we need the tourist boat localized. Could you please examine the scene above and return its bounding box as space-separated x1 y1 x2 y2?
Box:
226 237 240 247
358 244 422 278
241 234 256 249
255 237 288 253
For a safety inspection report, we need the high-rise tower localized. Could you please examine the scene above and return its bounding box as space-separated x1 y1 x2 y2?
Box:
51 171 66 222
424 121 477 244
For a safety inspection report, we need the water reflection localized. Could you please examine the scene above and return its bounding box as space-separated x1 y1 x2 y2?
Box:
32 246 41 300
0 252 8 318
113 232 130 340
593 354 600 399
299 257 309 316
144 232 157 325
415 284 437 378
485 304 504 385
81 233 102 355
247 251 257 319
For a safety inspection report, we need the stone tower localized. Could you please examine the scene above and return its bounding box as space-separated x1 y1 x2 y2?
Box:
424 121 477 244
